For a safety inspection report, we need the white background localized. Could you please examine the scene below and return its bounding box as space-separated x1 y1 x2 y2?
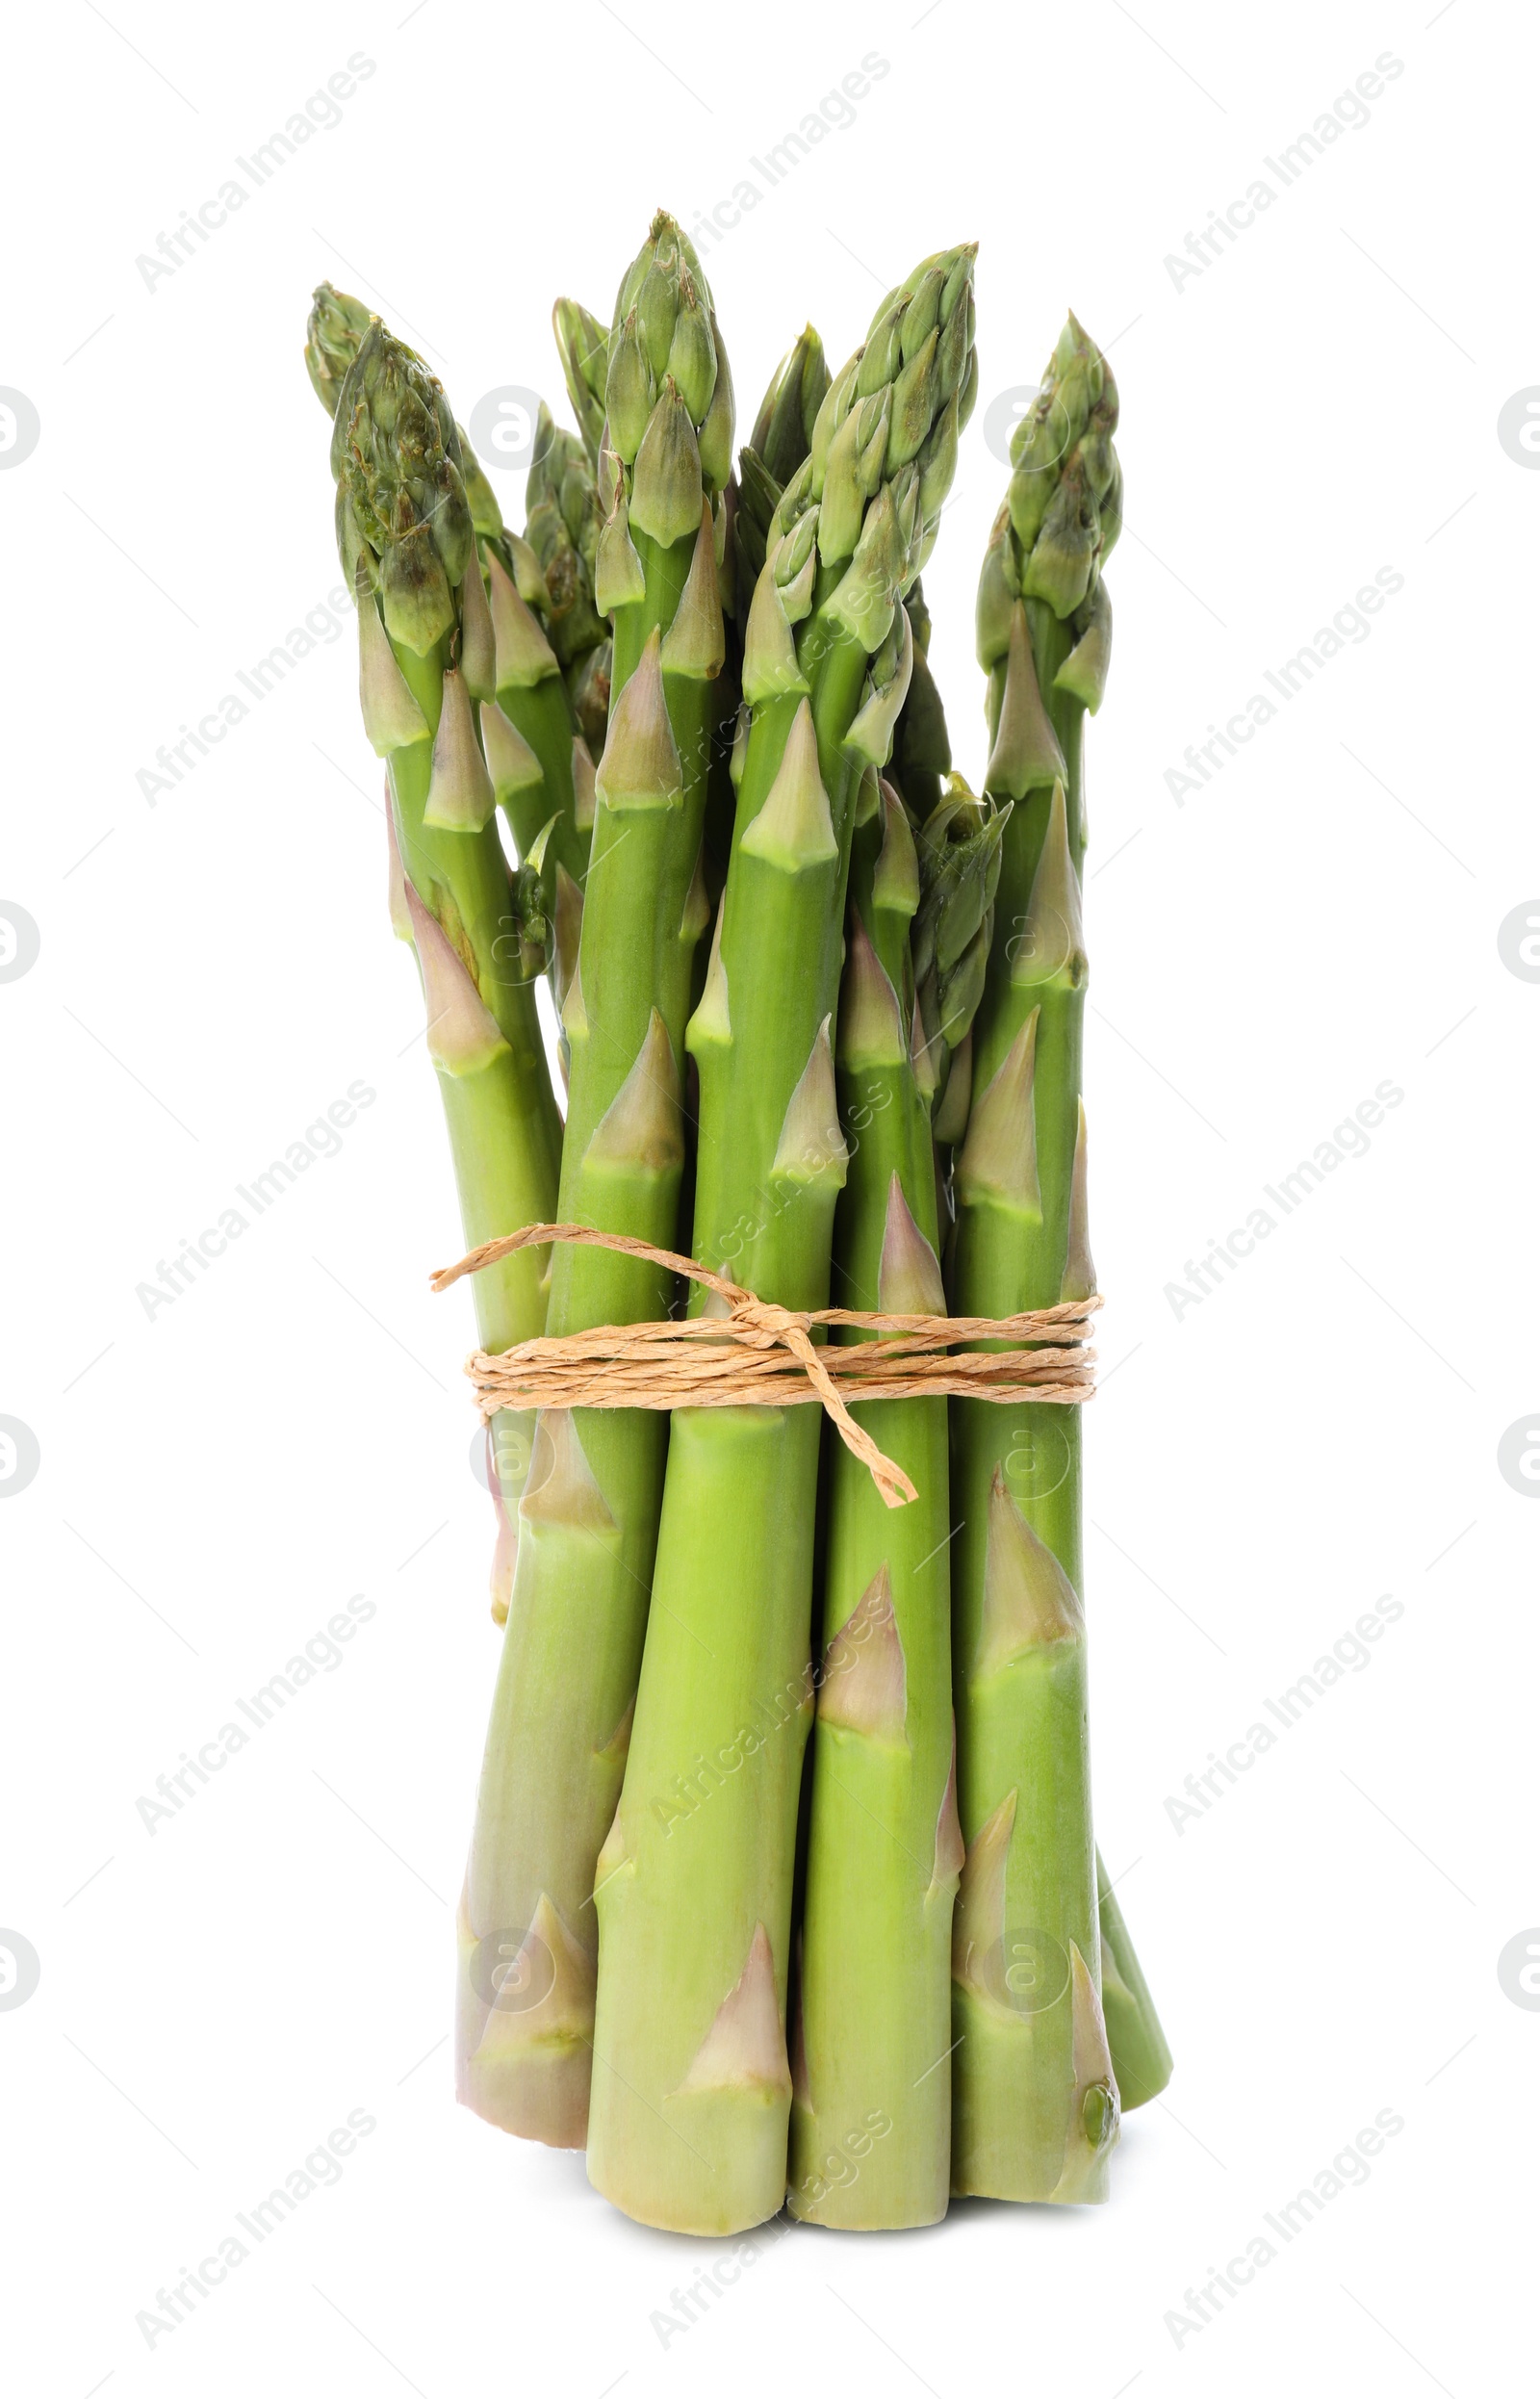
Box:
3 1 1533 2391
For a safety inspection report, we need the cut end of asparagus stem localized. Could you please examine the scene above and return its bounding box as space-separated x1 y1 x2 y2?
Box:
455 1891 595 2150
589 1922 794 2236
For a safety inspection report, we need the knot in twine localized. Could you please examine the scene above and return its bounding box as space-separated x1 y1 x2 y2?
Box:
431 1223 1100 1512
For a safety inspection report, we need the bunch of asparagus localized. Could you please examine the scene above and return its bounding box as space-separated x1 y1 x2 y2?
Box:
306 218 1170 2235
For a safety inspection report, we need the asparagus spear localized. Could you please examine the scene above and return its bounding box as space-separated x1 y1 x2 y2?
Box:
710 327 830 894
524 403 610 758
586 245 978 2236
790 778 1004 2229
552 296 610 467
732 326 830 628
886 583 951 823
547 303 615 743
317 312 563 1610
307 281 593 898
308 285 569 1615
456 213 732 2149
949 314 1119 2203
1097 1851 1173 2107
894 560 1166 2113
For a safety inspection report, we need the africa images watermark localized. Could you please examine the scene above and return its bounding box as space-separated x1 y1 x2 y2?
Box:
646 2106 896 2349
1163 1078 1404 1320
135 1594 377 1836
1163 52 1405 294
647 1625 860 1837
135 2108 377 2349
1164 567 1405 808
649 2211 797 2349
683 53 891 253
134 58 376 293
1163 2108 1405 2349
135 584 352 807
135 1081 377 1321
1165 1592 1404 1835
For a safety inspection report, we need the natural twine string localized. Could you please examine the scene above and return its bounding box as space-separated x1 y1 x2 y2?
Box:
431 1222 1100 1512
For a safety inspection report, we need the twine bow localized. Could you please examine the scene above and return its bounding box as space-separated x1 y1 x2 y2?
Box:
431 1223 1100 1511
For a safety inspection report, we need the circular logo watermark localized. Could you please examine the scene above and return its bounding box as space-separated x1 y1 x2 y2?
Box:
1497 1416 1540 1496
0 903 39 983
0 1418 39 1497
468 1924 554 2013
978 1925 1070 2016
466 386 550 474
1498 901 1540 982
1005 897 1080 984
983 384 1041 465
1002 1416 1073 1505
0 1930 40 2011
1498 1927 1540 2010
473 898 544 997
470 1418 531 1497
1497 388 1540 469
0 390 40 471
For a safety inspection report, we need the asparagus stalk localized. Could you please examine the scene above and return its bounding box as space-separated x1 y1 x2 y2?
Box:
308 282 593 899
732 326 830 629
1097 1851 1173 2107
886 583 952 823
893 594 1163 2107
547 304 615 751
586 246 978 2236
456 214 732 2149
523 403 611 757
949 314 1120 2203
706 328 830 897
308 286 566 1615
790 778 1004 2229
317 312 564 1605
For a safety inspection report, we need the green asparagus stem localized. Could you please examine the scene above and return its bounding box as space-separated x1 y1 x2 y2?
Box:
949 314 1119 2203
318 311 563 1618
710 327 829 892
548 303 616 751
307 285 568 1616
586 245 978 2236
1097 1851 1173 2107
886 583 952 822
790 780 1003 2228
524 404 609 744
455 214 732 2149
732 326 830 628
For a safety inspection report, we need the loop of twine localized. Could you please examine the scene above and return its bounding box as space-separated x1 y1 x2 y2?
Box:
431 1223 1100 1512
